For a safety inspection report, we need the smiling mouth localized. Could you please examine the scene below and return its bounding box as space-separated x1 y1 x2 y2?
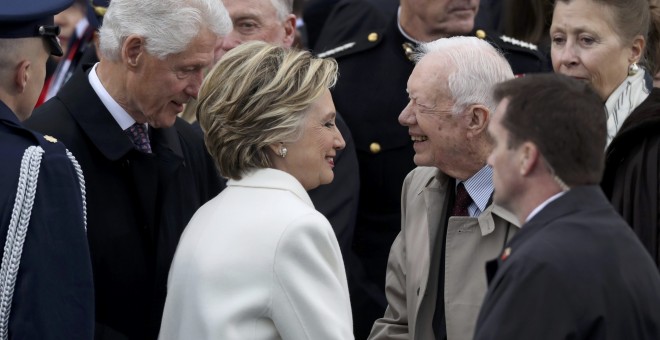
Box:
326 156 335 167
411 136 428 142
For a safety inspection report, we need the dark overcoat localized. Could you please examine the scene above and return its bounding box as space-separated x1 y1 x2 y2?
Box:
474 186 660 339
602 88 660 268
0 101 94 339
26 68 223 340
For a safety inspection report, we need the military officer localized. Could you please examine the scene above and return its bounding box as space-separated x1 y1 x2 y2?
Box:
0 0 94 338
312 0 550 337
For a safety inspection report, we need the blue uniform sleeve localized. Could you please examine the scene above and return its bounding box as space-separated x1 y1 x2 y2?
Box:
8 144 95 340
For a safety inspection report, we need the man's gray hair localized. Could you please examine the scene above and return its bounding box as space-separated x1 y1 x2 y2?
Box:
99 0 232 61
415 36 514 114
270 0 293 21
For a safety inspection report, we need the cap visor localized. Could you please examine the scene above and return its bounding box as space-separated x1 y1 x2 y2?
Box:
46 36 63 56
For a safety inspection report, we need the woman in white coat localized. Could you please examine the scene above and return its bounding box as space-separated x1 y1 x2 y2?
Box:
158 41 353 339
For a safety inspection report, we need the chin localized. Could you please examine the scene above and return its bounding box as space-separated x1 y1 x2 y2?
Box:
151 113 178 129
320 173 335 186
412 155 431 167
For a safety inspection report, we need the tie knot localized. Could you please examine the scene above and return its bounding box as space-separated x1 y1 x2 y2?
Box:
125 123 152 153
451 182 472 217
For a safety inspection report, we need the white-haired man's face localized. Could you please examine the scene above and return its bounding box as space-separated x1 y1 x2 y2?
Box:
215 0 295 61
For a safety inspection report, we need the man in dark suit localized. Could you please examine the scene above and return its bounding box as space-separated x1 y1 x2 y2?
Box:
312 0 550 336
0 0 94 338
25 0 232 339
474 74 660 339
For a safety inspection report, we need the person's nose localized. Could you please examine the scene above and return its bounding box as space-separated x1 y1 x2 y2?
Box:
398 102 416 127
334 127 346 150
185 70 205 99
555 40 580 68
218 32 241 56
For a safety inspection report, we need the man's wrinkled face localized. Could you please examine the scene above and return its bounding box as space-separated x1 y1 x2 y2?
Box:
398 55 469 172
215 0 293 61
126 27 217 128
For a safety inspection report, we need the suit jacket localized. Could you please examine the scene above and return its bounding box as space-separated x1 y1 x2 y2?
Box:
474 186 660 339
159 168 353 339
25 68 223 340
602 88 660 267
0 101 94 339
369 167 519 340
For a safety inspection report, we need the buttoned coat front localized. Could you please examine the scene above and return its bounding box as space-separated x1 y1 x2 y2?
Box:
369 167 519 340
159 168 353 340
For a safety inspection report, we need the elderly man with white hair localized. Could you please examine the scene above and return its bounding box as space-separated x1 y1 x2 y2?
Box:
369 36 520 340
26 0 231 338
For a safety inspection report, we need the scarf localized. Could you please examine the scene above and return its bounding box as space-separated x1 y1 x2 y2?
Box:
604 70 650 145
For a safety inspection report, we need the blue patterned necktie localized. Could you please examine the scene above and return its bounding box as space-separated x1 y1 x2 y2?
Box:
125 123 152 153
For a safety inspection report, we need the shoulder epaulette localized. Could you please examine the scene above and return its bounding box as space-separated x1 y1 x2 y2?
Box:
473 29 540 53
499 34 539 51
315 30 383 59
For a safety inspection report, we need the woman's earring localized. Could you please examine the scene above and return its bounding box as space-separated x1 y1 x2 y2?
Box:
279 146 288 158
628 63 640 76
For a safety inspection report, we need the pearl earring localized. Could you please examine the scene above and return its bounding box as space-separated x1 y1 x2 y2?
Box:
628 63 640 76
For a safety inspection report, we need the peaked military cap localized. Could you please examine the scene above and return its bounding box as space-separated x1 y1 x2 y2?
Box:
0 0 74 56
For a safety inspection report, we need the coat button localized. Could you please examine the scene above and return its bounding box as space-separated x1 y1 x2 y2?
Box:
369 142 381 154
476 29 487 39
368 32 378 42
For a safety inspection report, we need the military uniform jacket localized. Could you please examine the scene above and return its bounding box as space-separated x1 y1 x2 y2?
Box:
0 101 94 339
25 68 223 340
369 167 519 340
474 186 660 339
313 1 548 336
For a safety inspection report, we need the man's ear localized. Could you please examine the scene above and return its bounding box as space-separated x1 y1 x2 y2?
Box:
281 14 297 48
122 34 145 68
519 142 540 176
14 59 31 94
466 104 489 138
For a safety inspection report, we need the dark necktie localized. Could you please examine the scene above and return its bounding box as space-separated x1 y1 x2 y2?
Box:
451 182 471 217
125 123 152 153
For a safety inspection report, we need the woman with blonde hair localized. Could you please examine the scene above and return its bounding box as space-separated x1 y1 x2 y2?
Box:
159 41 353 339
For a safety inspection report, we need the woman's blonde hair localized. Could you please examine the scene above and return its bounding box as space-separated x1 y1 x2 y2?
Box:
197 41 338 180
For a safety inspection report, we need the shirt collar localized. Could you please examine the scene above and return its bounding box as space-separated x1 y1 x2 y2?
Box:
88 63 138 131
456 165 493 215
525 191 566 223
